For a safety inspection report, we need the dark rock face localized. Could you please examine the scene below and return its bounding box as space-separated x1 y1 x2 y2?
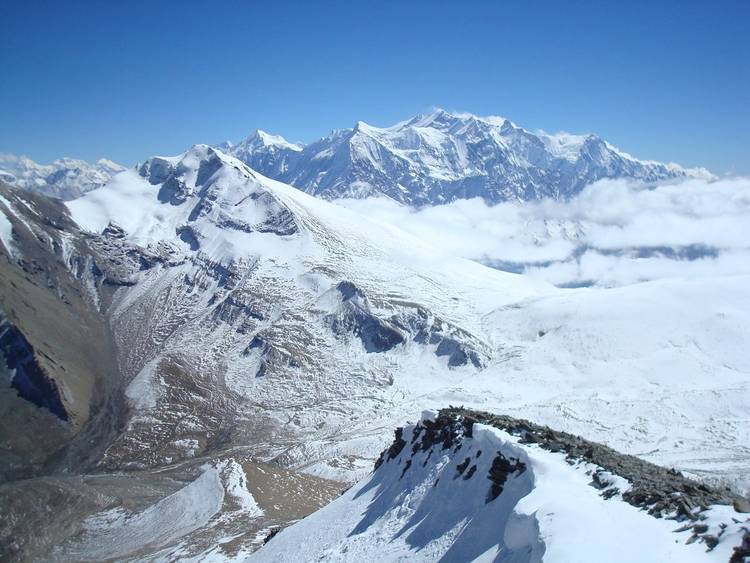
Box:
731 530 750 562
82 223 178 289
326 283 405 354
336 281 363 302
247 194 299 236
0 317 68 421
486 452 527 502
375 427 406 470
336 309 404 353
241 333 300 378
177 226 200 251
375 428 406 469
434 337 480 368
139 157 173 185
455 456 471 478
327 283 486 366
263 528 281 545
393 307 486 368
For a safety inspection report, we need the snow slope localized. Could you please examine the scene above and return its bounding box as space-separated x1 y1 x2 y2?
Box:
224 109 713 205
251 412 749 562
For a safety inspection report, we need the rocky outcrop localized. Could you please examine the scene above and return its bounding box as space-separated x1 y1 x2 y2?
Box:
326 281 487 366
0 316 68 420
0 183 122 485
325 281 406 353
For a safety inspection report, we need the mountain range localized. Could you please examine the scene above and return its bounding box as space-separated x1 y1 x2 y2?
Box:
219 110 713 205
1 110 712 205
0 115 747 562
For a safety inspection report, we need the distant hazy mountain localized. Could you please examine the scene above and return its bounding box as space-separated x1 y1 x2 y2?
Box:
0 153 125 200
223 109 713 205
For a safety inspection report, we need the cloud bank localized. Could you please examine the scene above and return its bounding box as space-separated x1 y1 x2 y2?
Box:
335 177 750 287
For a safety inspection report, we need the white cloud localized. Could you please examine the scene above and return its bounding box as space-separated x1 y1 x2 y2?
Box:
334 177 750 287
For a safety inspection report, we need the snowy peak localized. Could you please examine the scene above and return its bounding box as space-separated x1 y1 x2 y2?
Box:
226 130 303 155
250 129 303 152
220 131 303 181
1 111 714 205
72 145 301 258
224 110 713 205
0 152 125 200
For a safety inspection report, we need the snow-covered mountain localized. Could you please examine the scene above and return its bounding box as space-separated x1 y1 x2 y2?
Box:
0 146 747 561
223 110 714 205
0 153 125 200
220 129 303 178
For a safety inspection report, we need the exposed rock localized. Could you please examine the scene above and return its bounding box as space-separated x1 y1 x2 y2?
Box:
486 451 527 502
224 110 710 206
375 427 406 470
263 528 280 545
730 529 750 562
0 316 68 421
326 282 405 353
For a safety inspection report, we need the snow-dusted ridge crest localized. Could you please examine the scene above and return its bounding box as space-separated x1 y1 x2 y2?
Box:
253 408 750 563
222 109 714 205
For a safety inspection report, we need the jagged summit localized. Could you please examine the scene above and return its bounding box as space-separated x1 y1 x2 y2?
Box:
71 145 302 259
404 107 510 130
220 130 303 181
249 129 303 151
221 109 713 205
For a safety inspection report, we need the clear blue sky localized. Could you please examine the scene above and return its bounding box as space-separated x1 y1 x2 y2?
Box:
1 0 748 174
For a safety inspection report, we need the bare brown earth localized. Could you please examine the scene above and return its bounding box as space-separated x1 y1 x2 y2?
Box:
242 460 345 521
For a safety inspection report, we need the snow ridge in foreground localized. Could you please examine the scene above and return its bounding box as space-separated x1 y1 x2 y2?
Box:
251 410 750 563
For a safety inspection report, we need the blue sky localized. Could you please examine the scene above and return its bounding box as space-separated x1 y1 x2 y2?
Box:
1 0 748 174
